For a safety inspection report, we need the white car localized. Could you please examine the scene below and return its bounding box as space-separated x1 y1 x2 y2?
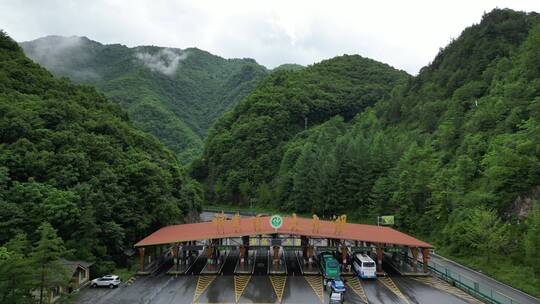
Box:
91 275 121 288
329 291 344 303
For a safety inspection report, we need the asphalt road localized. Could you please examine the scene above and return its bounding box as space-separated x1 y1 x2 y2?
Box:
285 250 302 276
75 254 474 304
429 254 540 304
253 248 267 275
221 250 239 275
75 274 471 304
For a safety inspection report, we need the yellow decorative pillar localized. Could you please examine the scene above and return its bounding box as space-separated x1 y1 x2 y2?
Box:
411 247 419 272
376 247 384 273
422 248 430 273
138 247 145 271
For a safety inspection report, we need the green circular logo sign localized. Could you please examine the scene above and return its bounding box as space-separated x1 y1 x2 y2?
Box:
270 215 283 229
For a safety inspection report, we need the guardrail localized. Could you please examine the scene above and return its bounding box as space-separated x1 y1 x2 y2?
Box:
202 208 269 216
403 255 517 304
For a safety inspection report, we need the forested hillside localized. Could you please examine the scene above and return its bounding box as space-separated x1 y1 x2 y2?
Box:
198 54 408 203
0 30 202 277
198 9 540 295
20 37 269 162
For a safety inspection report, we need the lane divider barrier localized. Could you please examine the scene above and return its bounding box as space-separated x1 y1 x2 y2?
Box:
379 276 410 304
192 275 217 303
234 275 251 303
304 275 324 303
269 275 287 303
344 275 369 304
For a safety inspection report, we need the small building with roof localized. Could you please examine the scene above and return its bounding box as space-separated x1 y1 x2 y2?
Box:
48 259 94 303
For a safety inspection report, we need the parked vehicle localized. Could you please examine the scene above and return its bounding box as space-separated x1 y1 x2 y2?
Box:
319 251 341 284
353 253 377 279
91 275 121 288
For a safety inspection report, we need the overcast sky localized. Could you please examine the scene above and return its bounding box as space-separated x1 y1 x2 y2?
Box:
1 0 539 74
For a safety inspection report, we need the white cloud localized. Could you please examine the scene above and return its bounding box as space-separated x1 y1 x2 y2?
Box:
135 48 188 76
1 0 539 74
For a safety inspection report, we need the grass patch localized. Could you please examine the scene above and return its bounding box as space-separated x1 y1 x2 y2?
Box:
114 267 137 282
57 293 78 304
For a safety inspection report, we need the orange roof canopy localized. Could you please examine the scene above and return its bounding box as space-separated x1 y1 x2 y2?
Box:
135 215 433 248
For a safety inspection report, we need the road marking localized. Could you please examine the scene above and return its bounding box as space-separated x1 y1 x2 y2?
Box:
379 276 410 304
344 276 369 303
304 275 324 303
269 275 287 303
412 276 484 304
234 275 251 303
192 275 217 303
126 276 136 285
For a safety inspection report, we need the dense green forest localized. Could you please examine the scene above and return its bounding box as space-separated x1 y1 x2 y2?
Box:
198 54 408 203
0 31 202 301
198 9 540 295
20 37 269 162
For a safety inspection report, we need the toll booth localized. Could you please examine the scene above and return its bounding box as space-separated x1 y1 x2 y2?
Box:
134 214 434 277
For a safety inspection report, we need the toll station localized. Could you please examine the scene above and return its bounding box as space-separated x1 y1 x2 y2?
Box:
72 217 518 304
134 213 432 277
122 214 496 304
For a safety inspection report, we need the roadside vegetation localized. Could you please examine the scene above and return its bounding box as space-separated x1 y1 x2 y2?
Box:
0 31 203 302
436 244 540 298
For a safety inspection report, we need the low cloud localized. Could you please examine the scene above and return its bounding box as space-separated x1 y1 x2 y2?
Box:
6 1 540 74
135 48 188 76
20 35 100 81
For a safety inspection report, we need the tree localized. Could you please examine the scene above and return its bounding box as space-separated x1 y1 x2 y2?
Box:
443 207 508 262
256 182 272 207
525 203 540 274
66 201 100 261
0 234 34 304
290 145 322 213
30 223 69 304
41 189 81 239
0 31 203 266
368 176 394 220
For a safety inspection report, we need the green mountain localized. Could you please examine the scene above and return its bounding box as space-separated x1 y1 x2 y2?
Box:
272 63 305 72
20 36 269 162
0 31 202 265
197 54 408 203
199 8 540 295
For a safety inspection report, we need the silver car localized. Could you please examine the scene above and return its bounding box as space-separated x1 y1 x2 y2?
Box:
91 275 121 288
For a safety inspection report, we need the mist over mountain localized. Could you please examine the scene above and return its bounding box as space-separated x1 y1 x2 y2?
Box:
20 36 269 162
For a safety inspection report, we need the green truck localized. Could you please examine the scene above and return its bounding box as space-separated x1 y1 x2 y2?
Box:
318 251 341 284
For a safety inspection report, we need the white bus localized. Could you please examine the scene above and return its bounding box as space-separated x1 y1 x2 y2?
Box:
353 253 377 279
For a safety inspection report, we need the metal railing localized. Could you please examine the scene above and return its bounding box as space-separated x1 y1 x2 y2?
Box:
404 255 518 304
201 208 269 216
